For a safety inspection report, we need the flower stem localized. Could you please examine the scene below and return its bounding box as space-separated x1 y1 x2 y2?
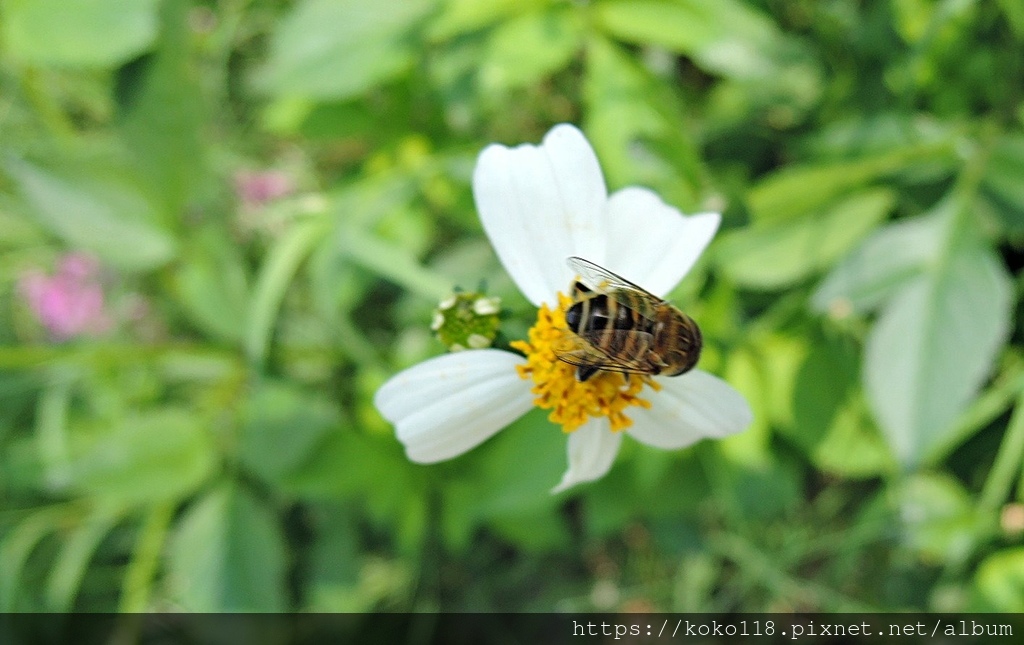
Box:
979 387 1024 511
246 217 331 368
926 359 1024 465
36 367 73 490
118 501 175 613
937 383 1024 588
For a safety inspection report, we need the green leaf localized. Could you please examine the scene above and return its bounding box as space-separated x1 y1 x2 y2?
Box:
998 0 1024 38
970 547 1024 612
717 188 894 290
892 0 961 44
754 335 807 430
979 134 1024 233
439 409 564 550
594 0 716 56
594 0 781 79
894 472 976 564
472 409 565 515
0 437 46 496
580 467 643 538
0 194 47 249
808 396 895 478
863 206 1013 467
246 217 330 367
805 113 959 163
239 380 340 483
167 483 288 611
303 503 366 611
488 507 570 552
584 37 703 208
719 348 772 466
783 336 893 477
45 505 123 611
719 456 803 522
478 7 583 91
70 408 216 506
307 556 411 612
119 0 206 217
338 226 453 302
281 428 423 537
812 213 944 316
790 337 858 441
926 364 1024 466
0 506 69 611
172 227 250 345
593 0 820 105
261 0 437 99
748 142 955 224
2 0 160 68
3 157 176 270
426 0 540 41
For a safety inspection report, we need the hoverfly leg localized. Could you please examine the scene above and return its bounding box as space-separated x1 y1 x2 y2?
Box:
576 365 600 382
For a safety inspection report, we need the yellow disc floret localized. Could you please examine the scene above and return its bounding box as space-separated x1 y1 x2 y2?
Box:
510 293 660 433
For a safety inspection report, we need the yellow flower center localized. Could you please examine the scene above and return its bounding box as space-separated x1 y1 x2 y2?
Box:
510 293 661 433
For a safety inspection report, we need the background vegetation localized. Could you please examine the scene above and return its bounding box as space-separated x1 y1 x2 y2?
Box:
2 0 1023 614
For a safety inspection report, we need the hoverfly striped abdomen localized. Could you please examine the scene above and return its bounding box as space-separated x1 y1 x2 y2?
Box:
555 258 703 382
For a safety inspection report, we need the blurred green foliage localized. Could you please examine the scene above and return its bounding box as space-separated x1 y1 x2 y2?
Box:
1 0 1023 615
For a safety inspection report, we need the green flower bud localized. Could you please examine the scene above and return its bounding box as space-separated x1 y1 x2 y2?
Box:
432 292 501 352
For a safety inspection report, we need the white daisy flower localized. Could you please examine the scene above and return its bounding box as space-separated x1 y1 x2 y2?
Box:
374 124 752 493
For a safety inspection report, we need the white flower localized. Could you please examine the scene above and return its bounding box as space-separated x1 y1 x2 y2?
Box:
375 124 752 493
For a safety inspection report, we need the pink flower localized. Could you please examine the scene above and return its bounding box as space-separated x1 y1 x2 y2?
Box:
234 170 293 208
19 253 112 340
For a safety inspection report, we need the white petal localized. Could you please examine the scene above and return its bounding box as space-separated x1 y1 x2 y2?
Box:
627 369 752 450
473 124 608 306
602 187 720 297
551 418 623 494
374 349 534 463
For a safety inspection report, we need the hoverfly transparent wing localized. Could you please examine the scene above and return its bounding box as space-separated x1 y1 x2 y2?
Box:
552 328 656 380
566 256 661 319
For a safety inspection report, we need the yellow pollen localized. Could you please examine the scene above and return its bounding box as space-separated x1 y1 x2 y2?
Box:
510 293 661 433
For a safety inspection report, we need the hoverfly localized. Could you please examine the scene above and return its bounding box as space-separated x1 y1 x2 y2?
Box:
554 257 702 382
